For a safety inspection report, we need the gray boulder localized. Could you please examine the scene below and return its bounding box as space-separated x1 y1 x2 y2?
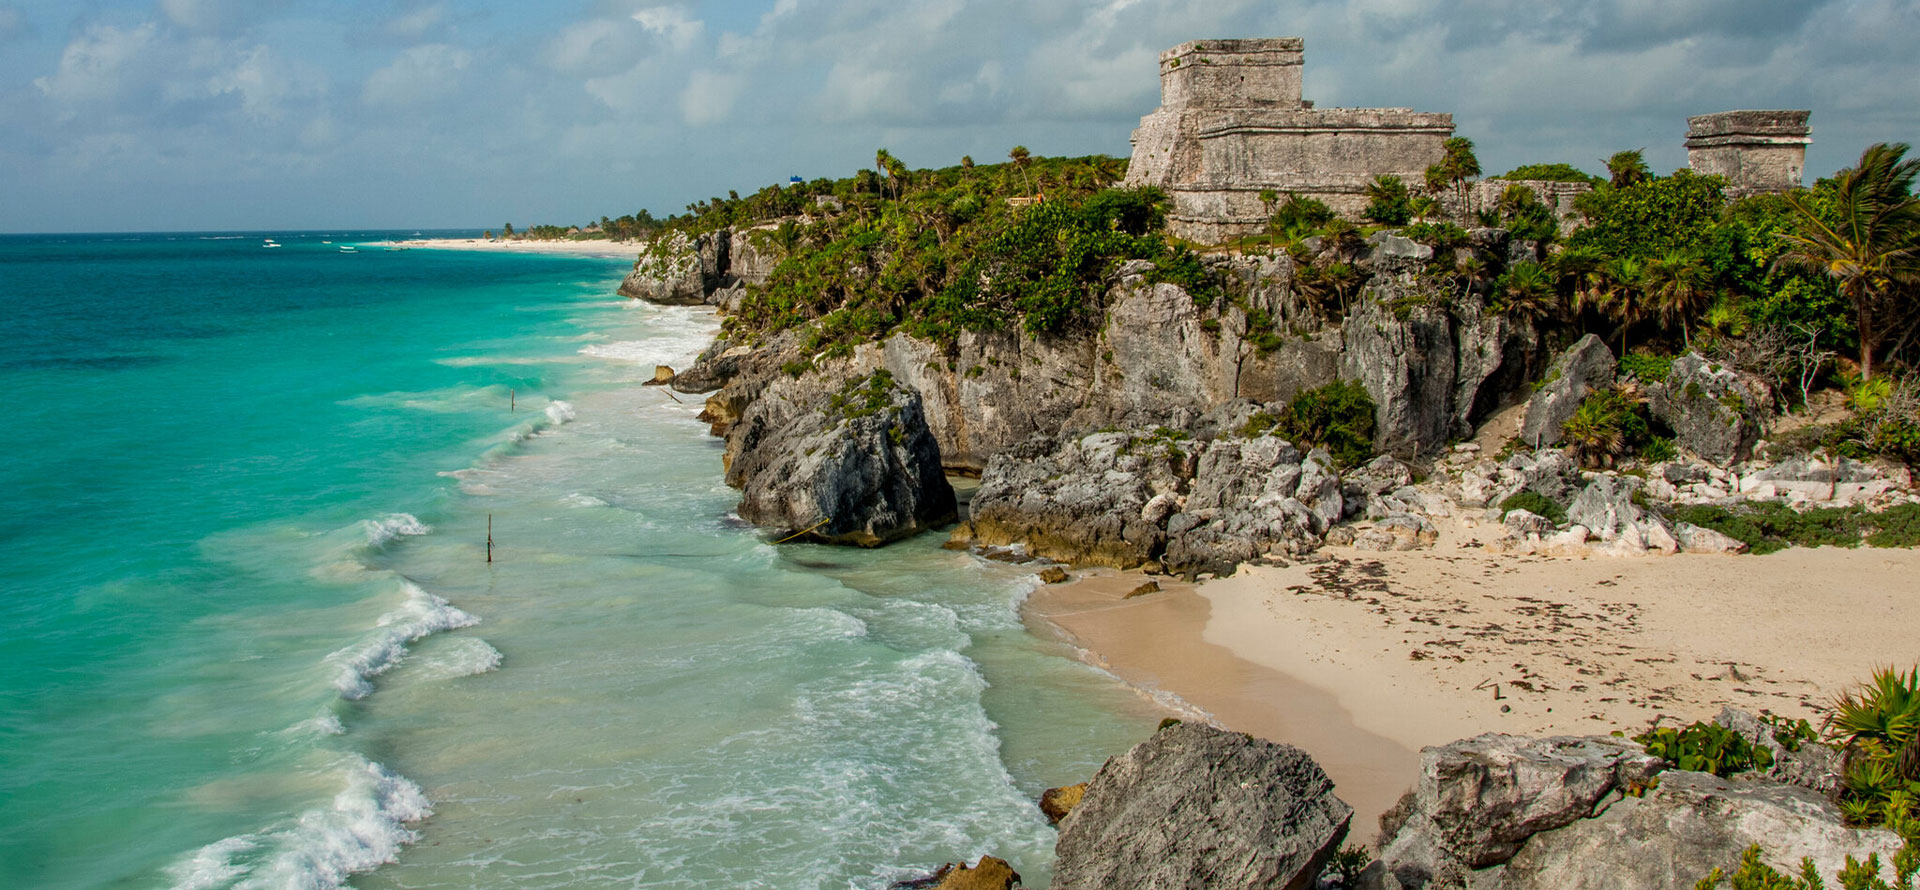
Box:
1053 723 1353 890
965 431 1184 569
1367 231 1435 264
1566 475 1645 539
1647 354 1766 465
1496 770 1904 890
1353 514 1439 551
1161 434 1321 576
1454 449 1581 509
1521 335 1616 448
1674 523 1748 555
1374 733 1664 888
728 370 956 546
1503 509 1557 537
1344 455 1418 519
1712 708 1841 795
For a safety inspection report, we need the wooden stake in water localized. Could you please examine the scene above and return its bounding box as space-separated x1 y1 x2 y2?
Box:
510 389 516 412
487 514 494 564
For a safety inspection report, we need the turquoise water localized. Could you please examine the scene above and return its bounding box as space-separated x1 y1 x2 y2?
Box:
0 233 1161 889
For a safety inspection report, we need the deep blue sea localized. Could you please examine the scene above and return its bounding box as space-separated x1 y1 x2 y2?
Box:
0 232 1160 889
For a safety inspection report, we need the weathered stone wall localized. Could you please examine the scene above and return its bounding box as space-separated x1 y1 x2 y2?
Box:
1686 110 1811 196
1455 179 1594 229
1126 38 1453 243
1157 38 1304 109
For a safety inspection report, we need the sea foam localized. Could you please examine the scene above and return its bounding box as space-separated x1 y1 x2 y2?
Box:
166 755 431 890
357 514 430 550
324 581 479 700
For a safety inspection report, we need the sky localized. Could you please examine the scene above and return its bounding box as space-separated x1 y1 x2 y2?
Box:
1 0 1916 233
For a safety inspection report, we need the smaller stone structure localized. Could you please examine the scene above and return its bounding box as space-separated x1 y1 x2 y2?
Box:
1686 110 1811 196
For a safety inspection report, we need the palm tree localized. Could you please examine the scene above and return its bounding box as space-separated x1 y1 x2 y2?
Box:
1605 150 1651 189
1495 261 1558 322
1776 142 1920 379
1410 195 1441 223
1640 249 1714 347
1009 145 1034 198
1595 255 1648 352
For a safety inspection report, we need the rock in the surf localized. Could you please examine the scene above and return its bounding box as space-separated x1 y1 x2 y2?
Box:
728 369 956 546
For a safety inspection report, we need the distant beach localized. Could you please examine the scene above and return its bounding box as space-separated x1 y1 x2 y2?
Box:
1027 538 1920 831
378 237 642 259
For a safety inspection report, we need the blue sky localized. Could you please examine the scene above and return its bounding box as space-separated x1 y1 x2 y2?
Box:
1 0 1915 232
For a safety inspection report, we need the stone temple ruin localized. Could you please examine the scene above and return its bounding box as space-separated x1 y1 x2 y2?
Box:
1124 38 1454 244
1686 110 1811 197
1124 38 1814 243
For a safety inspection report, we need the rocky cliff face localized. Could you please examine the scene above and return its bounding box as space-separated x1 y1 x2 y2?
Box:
725 369 955 546
617 222 788 308
631 231 1547 553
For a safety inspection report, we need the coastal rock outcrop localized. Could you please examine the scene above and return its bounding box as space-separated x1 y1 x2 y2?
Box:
1372 733 1665 887
1520 335 1617 448
1052 722 1352 890
1495 770 1904 890
963 429 1343 574
618 230 709 304
1646 354 1766 464
726 369 955 546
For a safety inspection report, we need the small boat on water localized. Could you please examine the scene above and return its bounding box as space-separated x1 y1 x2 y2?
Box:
321 240 332 245
262 239 281 249
339 245 358 253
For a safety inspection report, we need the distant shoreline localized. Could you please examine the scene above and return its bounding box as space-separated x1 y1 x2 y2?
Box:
376 237 642 259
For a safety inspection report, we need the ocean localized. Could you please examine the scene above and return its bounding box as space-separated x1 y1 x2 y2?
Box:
0 232 1164 890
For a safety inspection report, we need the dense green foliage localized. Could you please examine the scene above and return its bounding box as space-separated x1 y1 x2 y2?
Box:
1619 352 1676 383
1494 163 1604 186
1569 169 1728 260
1364 175 1414 225
710 154 1188 349
1633 721 1775 777
1240 381 1378 467
1499 490 1568 525
1693 842 1918 890
1830 667 1920 829
1560 387 1663 467
1665 502 1920 554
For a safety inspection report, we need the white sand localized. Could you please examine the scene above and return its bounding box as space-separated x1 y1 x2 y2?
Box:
376 238 641 259
1028 546 1920 834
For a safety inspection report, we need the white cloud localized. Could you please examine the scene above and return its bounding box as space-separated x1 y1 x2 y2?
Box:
33 22 161 110
631 5 705 52
681 69 744 126
383 2 450 41
362 43 472 106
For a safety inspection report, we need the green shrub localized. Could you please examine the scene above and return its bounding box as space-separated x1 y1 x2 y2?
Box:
1494 163 1604 186
1271 193 1337 238
1867 505 1920 548
1363 175 1414 226
1242 381 1378 467
1664 501 1890 555
1693 842 1919 890
1148 246 1224 309
1402 221 1471 252
1323 845 1374 889
1619 353 1675 384
1499 490 1568 525
1631 720 1773 777
1561 388 1652 467
1830 667 1920 829
826 369 898 422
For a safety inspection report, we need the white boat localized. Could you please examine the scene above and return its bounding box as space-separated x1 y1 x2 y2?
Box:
339 246 358 253
262 239 281 249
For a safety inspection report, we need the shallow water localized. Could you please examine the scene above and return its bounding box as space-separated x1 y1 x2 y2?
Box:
0 232 1160 890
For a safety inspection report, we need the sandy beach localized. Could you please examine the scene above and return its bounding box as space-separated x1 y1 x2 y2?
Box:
376 237 642 259
1027 543 1920 835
